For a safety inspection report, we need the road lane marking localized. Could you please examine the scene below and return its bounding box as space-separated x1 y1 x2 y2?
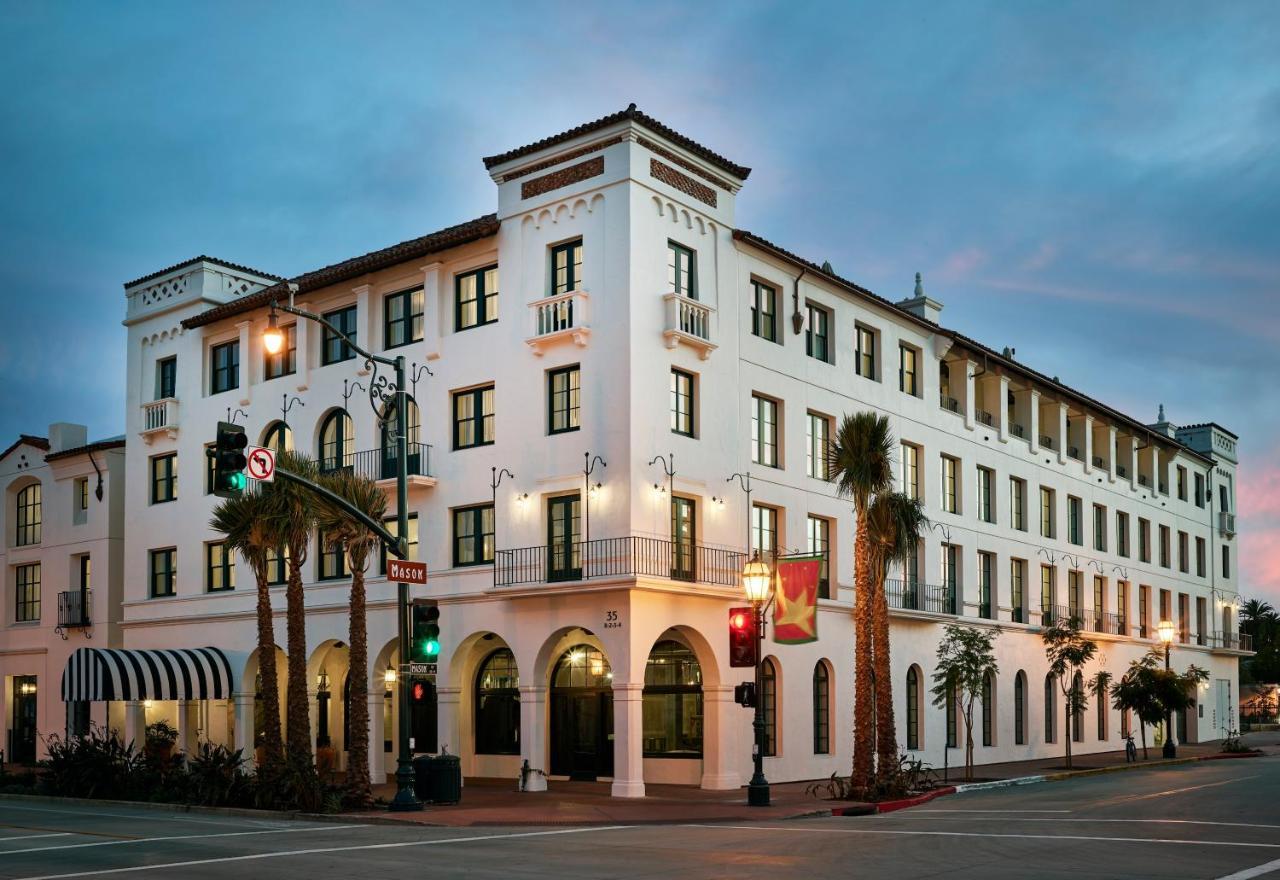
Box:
0 834 73 842
1099 775 1259 805
12 825 632 879
914 809 1072 814
681 824 1280 849
0 824 363 857
0 804 289 829
899 816 1280 830
1215 857 1280 880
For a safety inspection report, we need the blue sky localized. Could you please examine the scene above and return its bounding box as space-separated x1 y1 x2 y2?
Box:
1 1 1277 600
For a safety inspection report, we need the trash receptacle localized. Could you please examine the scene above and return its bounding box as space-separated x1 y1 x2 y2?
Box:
429 753 462 805
412 754 435 802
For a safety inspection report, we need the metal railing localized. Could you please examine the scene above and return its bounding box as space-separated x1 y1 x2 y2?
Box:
1092 456 1106 469
1042 604 1077 627
318 442 432 482
1040 435 1055 450
494 535 747 588
977 410 994 427
1011 423 1026 439
1090 611 1126 635
939 394 959 413
884 579 956 615
57 589 91 628
1067 446 1082 461
1117 464 1128 478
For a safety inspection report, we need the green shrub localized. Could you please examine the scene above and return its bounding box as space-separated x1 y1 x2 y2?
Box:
187 743 253 807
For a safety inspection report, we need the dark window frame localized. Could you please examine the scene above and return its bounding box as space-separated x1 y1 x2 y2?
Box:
206 540 235 592
15 562 40 622
812 661 830 754
547 365 581 435
150 452 177 505
156 356 177 400
750 279 778 343
550 239 583 296
15 483 41 546
668 241 696 300
321 305 358 366
670 368 695 437
210 340 240 394
474 648 520 755
263 323 297 380
383 287 424 350
317 528 350 581
805 302 830 363
452 385 495 450
456 265 499 331
452 504 495 568
149 548 176 598
855 324 877 380
899 343 919 395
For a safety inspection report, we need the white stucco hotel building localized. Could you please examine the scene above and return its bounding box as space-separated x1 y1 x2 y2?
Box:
7 106 1249 794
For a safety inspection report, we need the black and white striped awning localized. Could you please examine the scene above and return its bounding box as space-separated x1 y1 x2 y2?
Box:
61 647 235 702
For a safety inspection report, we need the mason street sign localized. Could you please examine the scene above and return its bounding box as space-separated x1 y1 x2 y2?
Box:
387 558 427 585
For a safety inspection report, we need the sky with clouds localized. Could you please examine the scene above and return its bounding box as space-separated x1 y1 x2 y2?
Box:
1 1 1276 600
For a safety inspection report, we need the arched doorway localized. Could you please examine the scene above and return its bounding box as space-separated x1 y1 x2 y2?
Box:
550 645 613 780
642 640 702 759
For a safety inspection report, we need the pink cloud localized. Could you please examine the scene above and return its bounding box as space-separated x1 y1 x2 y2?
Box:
939 247 988 281
1239 459 1280 520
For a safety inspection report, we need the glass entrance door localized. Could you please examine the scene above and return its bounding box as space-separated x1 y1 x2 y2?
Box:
671 497 696 581
549 646 613 780
10 676 37 764
547 494 582 582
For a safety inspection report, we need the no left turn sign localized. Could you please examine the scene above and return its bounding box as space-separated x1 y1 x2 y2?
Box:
246 446 276 482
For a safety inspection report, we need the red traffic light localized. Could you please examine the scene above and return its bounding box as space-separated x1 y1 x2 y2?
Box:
731 611 748 630
729 606 757 668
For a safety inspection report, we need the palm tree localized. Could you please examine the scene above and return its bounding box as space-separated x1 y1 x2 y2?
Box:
315 468 387 808
264 450 320 767
1241 599 1276 643
866 491 928 777
826 411 895 792
209 492 284 774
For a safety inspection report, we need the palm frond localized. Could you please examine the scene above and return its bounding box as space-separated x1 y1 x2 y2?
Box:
824 411 895 507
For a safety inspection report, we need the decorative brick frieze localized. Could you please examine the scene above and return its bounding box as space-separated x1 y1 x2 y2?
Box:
521 156 605 200
650 158 717 208
637 136 733 191
500 137 621 183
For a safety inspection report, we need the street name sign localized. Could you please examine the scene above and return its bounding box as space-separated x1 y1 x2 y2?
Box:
388 558 427 585
401 662 437 676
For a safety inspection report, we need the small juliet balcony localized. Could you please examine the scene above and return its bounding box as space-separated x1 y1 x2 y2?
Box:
140 398 179 444
526 290 590 355
318 443 436 490
56 589 91 638
662 293 716 359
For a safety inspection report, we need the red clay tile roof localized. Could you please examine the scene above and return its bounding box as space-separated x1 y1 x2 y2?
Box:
45 438 127 463
0 434 50 461
482 104 751 181
182 214 500 330
125 256 284 290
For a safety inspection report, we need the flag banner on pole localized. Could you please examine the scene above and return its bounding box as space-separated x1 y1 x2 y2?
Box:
773 554 822 644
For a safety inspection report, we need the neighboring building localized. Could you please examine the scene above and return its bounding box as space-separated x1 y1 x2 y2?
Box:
97 105 1245 795
1 425 125 763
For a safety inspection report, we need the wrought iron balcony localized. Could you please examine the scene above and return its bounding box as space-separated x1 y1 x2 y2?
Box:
140 398 179 443
939 394 959 413
318 442 433 484
494 535 746 589
1090 611 1126 635
56 589 91 635
1041 604 1076 627
884 579 956 615
1010 423 1026 439
976 410 995 427
1209 631 1253 653
1117 464 1128 478
662 293 716 359
1040 434 1055 450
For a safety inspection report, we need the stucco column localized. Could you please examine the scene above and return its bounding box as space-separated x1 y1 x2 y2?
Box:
997 375 1010 442
293 301 311 392
1057 403 1069 465
1083 415 1095 474
422 262 443 361
700 684 738 790
177 700 199 755
367 690 385 784
232 693 256 769
1129 437 1139 490
518 685 548 791
611 681 645 798
1108 426 1118 483
122 700 146 749
307 686 320 753
354 284 373 375
1028 389 1041 453
236 320 252 407
1149 446 1160 493
963 361 976 430
436 685 462 758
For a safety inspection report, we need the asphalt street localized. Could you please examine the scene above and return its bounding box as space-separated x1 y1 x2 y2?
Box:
2 756 1279 880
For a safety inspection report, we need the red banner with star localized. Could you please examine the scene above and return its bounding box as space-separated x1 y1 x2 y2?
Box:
773 555 821 644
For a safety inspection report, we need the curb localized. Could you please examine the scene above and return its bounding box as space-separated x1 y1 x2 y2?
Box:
953 775 1046 793
0 791 326 823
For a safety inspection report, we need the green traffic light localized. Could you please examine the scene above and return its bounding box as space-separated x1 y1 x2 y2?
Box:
229 472 246 490
424 639 440 657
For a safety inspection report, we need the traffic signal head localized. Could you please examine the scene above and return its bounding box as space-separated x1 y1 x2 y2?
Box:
212 421 248 498
412 601 441 662
729 606 758 668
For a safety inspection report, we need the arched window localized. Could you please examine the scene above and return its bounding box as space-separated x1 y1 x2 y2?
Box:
319 410 354 472
552 645 611 688
15 483 41 546
761 658 778 757
1121 707 1132 738
982 671 995 747
642 640 703 758
262 421 292 454
380 398 421 480
1014 671 1027 745
812 662 830 755
1072 672 1085 742
475 648 520 755
906 666 921 750
1044 674 1057 744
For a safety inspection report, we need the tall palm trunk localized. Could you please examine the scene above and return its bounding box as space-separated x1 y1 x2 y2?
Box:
872 562 897 777
345 567 372 805
284 548 312 764
251 559 283 772
852 504 874 792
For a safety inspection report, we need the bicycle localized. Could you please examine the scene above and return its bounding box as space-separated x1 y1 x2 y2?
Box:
1125 733 1137 763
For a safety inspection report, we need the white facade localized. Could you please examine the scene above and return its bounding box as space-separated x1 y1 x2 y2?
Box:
1 425 126 762
108 107 1245 795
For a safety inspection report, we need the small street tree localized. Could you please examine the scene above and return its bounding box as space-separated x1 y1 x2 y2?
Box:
1042 616 1097 770
930 623 999 781
1112 653 1162 759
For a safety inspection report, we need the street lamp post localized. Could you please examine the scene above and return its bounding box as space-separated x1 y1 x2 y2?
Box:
265 292 421 811
1157 618 1177 759
742 553 772 807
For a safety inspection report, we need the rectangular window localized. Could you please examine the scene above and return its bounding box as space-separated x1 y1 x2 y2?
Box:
899 344 918 395
670 369 695 437
206 541 235 592
210 340 239 394
1093 504 1106 552
751 395 779 467
263 323 297 380
265 546 288 586
1196 596 1207 644
1068 570 1082 619
384 288 424 349
901 443 921 501
15 562 40 622
1139 518 1151 563
806 303 830 362
751 504 778 560
668 241 696 299
548 365 581 435
380 514 420 575
855 325 877 380
1159 525 1171 568
1196 537 1206 578
1178 531 1189 573
941 544 959 613
318 529 349 580
155 356 176 400
1177 466 1187 501
941 455 959 514
1093 575 1106 630
751 280 778 342
1067 496 1082 545
1195 473 1205 508
807 515 831 600
1010 558 1026 623
79 554 91 590
456 265 499 330
453 385 495 450
75 477 89 513
322 305 358 365
551 239 583 295
150 453 177 504
1041 565 1055 620
453 505 495 567
806 412 830 479
1223 546 1231 579
978 551 994 619
1117 511 1130 557
1010 477 1026 531
977 466 994 523
1139 584 1150 637
149 548 176 598
1117 581 1129 633
1040 487 1055 539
